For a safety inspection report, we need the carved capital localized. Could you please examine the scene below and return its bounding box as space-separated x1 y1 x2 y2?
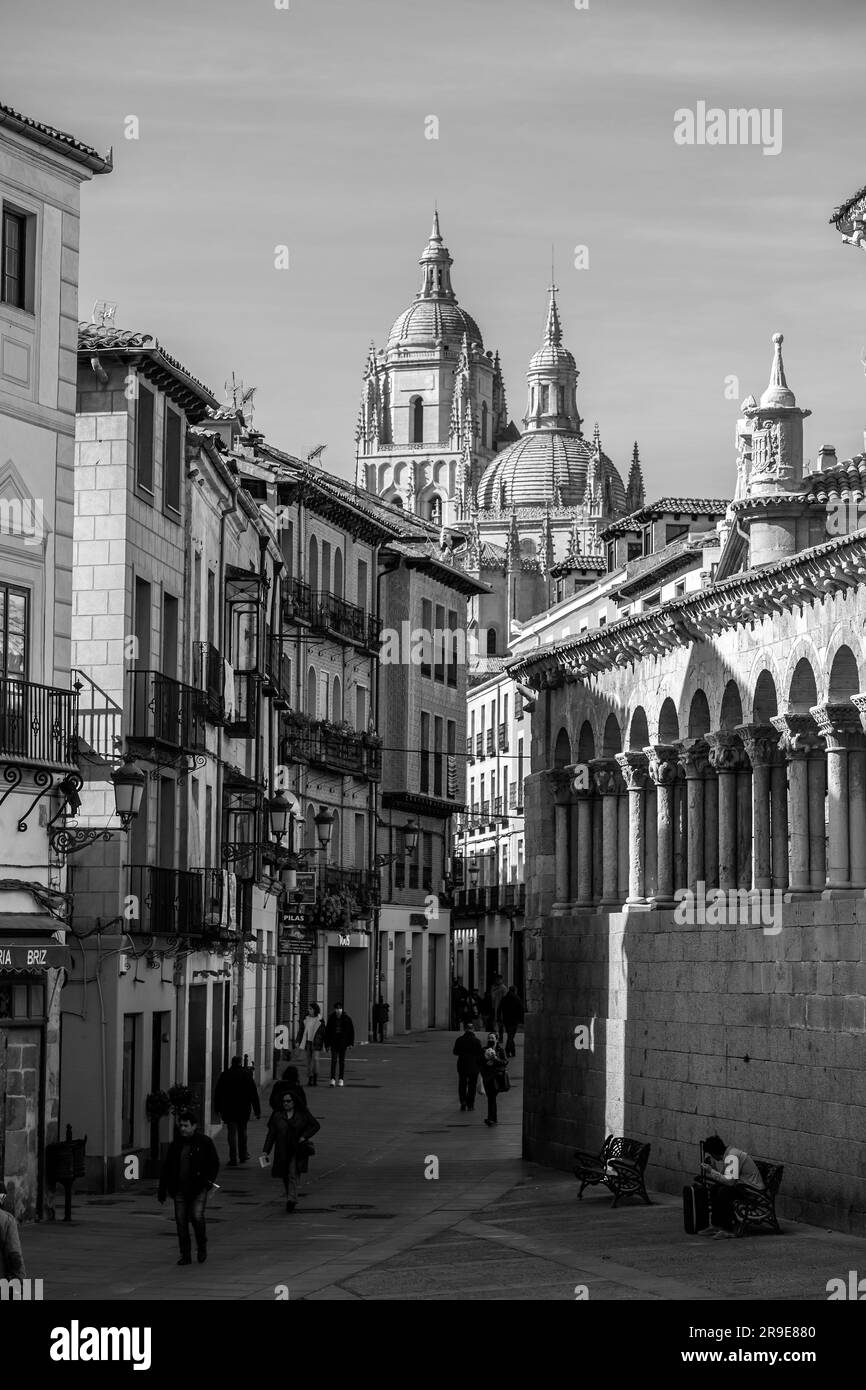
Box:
770 712 823 759
676 737 710 780
548 767 574 804
615 750 649 792
706 730 745 774
588 757 622 796
811 701 864 749
645 744 679 787
735 722 781 768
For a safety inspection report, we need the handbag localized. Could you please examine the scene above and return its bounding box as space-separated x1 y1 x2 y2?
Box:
494 1068 511 1093
313 1023 325 1050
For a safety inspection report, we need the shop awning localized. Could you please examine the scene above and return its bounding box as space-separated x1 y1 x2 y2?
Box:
0 940 68 972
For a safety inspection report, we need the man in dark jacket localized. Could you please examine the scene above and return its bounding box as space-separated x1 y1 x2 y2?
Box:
157 1111 220 1266
214 1055 261 1166
453 1021 483 1111
323 1002 355 1086
499 985 524 1058
0 1181 25 1279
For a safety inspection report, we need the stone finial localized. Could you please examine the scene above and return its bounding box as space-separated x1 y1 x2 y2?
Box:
760 331 796 409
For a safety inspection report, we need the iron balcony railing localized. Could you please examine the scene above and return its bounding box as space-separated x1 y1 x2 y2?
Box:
265 636 293 706
282 716 381 779
321 866 381 910
0 677 79 768
71 669 119 761
195 642 224 723
282 578 381 651
195 867 242 940
127 865 204 936
128 671 206 753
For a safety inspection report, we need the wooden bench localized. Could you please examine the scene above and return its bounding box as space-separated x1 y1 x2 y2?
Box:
573 1135 653 1208
697 1147 784 1236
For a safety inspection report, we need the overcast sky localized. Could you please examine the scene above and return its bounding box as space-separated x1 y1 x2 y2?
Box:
4 0 866 497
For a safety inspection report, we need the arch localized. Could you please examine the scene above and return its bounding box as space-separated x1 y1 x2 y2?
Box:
308 534 318 591
577 720 596 763
828 644 859 702
658 697 679 743
553 728 571 768
687 690 711 737
753 669 778 724
377 463 390 492
383 490 404 509
332 674 343 723
410 396 424 444
601 714 622 757
486 628 498 656
306 665 317 717
719 679 743 730
823 622 865 701
333 549 343 599
788 656 818 712
628 706 649 750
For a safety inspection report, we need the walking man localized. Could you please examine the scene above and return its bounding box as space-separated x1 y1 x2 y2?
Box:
0 1182 25 1280
213 1055 261 1165
499 985 524 1058
453 1020 483 1111
324 1001 355 1086
157 1110 219 1266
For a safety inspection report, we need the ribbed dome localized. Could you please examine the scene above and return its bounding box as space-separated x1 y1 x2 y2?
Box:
528 341 576 371
388 299 483 349
478 432 626 511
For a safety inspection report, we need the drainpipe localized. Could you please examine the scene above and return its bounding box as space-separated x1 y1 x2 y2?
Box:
367 542 381 1040
218 482 240 1052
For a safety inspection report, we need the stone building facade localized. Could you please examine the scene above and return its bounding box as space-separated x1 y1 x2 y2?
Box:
511 333 866 1234
0 104 110 1217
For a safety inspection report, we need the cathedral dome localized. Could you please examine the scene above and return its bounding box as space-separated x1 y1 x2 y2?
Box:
388 299 482 350
477 432 626 511
386 212 484 351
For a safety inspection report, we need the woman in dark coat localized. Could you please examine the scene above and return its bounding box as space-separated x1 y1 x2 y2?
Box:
480 1034 508 1127
262 1091 320 1212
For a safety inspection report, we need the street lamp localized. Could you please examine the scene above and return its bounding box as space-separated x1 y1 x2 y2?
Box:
468 858 480 886
314 807 334 851
403 819 419 856
267 790 293 841
50 753 146 854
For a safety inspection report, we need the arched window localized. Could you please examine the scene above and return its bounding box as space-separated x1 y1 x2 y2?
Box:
411 396 424 444
486 628 497 656
481 402 488 447
306 666 317 717
333 549 343 599
308 535 318 591
332 675 342 722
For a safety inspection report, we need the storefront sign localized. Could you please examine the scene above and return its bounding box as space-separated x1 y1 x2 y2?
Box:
278 926 316 956
294 871 317 905
325 930 370 950
0 942 67 971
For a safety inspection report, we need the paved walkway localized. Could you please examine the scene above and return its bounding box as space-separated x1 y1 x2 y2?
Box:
22 1032 866 1301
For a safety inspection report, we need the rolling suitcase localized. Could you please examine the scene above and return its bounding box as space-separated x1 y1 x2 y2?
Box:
683 1182 711 1234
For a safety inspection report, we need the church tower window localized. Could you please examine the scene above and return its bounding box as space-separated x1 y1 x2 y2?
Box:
541 385 549 413
411 396 424 443
486 628 497 656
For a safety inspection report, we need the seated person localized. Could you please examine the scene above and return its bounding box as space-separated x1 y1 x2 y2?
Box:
699 1133 764 1238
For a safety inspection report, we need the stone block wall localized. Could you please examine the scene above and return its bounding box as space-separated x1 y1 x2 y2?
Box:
523 897 866 1235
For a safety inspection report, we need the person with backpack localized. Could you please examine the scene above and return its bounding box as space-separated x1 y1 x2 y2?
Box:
295 1003 324 1086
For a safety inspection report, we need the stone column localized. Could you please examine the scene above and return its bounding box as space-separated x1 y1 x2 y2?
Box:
673 766 688 894
848 694 866 888
703 762 719 890
771 714 818 894
812 703 862 893
644 785 658 899
617 792 629 901
591 786 603 903
807 747 827 890
736 724 780 891
550 768 572 907
707 732 744 891
572 773 594 909
589 759 623 908
646 745 678 907
678 738 709 893
616 751 650 908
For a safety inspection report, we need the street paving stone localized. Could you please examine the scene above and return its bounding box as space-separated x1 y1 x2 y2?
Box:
21 1031 866 1301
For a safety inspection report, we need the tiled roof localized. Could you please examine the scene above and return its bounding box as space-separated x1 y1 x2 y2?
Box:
78 323 218 411
616 531 718 599
801 456 866 503
0 101 112 172
600 498 729 538
829 184 866 227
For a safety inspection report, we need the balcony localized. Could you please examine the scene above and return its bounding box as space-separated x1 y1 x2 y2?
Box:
282 579 381 652
301 721 381 780
265 637 293 708
128 671 205 754
485 729 494 756
0 678 79 769
475 732 483 759
195 867 242 941
498 723 508 751
223 670 259 740
195 642 224 723
321 866 381 912
127 865 204 937
502 882 526 913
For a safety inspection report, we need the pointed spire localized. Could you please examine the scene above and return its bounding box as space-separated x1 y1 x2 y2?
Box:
544 282 563 346
760 331 796 408
624 443 645 514
592 422 602 455
538 505 554 575
506 509 521 572
418 211 455 301
564 520 582 567
430 207 441 243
